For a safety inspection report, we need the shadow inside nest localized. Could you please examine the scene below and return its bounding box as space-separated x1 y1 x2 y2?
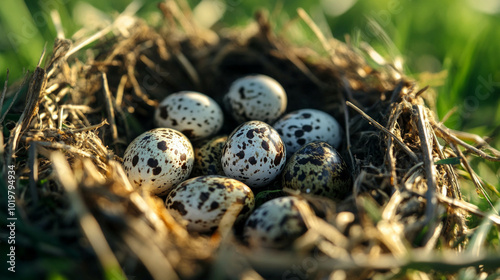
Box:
2 3 500 280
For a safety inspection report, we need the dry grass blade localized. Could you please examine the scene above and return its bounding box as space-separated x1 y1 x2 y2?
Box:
437 194 500 225
101 73 118 145
50 10 65 39
50 151 124 277
28 144 39 203
297 8 337 56
65 0 142 58
414 105 438 222
434 124 500 162
452 143 498 214
347 101 419 162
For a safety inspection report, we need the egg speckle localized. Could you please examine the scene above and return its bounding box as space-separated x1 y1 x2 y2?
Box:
222 121 286 188
224 75 287 123
122 128 194 196
192 135 227 177
155 91 224 140
273 109 342 155
282 141 352 199
244 196 308 249
165 175 255 232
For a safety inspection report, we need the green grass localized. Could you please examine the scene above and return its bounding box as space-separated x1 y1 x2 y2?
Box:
0 0 499 277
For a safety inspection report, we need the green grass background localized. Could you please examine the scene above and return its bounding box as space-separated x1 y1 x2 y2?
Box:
1 0 498 207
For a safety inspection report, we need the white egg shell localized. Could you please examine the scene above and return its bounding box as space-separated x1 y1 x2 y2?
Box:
244 196 308 249
221 121 286 188
122 128 194 196
165 175 255 232
273 108 342 155
224 75 287 123
155 91 224 140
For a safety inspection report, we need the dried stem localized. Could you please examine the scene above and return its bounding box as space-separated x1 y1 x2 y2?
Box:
414 105 438 224
347 101 419 162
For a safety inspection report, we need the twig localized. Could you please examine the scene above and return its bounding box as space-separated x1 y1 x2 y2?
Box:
126 63 158 107
448 129 497 152
115 75 127 107
434 124 500 162
67 119 109 134
102 73 118 144
347 101 419 162
385 102 403 186
431 129 461 199
388 80 404 103
436 193 500 225
36 141 97 160
414 85 429 98
340 94 355 171
450 142 497 213
414 105 438 224
175 52 201 90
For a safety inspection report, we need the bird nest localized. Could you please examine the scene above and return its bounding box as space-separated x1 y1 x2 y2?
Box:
2 2 500 279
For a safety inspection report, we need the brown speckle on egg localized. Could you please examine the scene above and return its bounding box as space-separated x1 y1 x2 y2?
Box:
122 128 194 196
282 141 352 200
165 175 255 233
222 121 286 188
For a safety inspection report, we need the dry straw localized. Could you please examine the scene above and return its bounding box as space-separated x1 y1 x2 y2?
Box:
2 1 500 279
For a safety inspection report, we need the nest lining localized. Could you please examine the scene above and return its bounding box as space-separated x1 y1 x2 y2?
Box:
2 2 500 280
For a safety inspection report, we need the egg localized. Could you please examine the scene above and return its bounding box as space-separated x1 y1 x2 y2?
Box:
244 196 309 249
282 141 352 200
122 128 194 196
165 175 255 232
155 91 224 140
273 108 342 155
221 121 286 188
191 135 227 177
224 75 287 123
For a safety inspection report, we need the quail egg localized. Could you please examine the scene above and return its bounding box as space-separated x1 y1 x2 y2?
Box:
155 91 224 140
282 141 352 200
122 128 194 196
221 121 286 188
224 74 287 123
273 108 342 155
244 196 309 249
165 175 255 232
192 135 227 177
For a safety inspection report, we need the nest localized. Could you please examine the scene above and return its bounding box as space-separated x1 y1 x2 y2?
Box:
2 2 500 279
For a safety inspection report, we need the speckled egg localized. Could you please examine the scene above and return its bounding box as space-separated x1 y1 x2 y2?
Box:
224 75 287 123
244 196 309 249
282 141 352 200
221 121 286 188
155 91 224 140
273 109 342 155
122 128 194 196
191 135 227 177
165 175 255 232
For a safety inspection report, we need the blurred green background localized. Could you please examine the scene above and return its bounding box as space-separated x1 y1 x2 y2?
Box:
1 0 499 204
